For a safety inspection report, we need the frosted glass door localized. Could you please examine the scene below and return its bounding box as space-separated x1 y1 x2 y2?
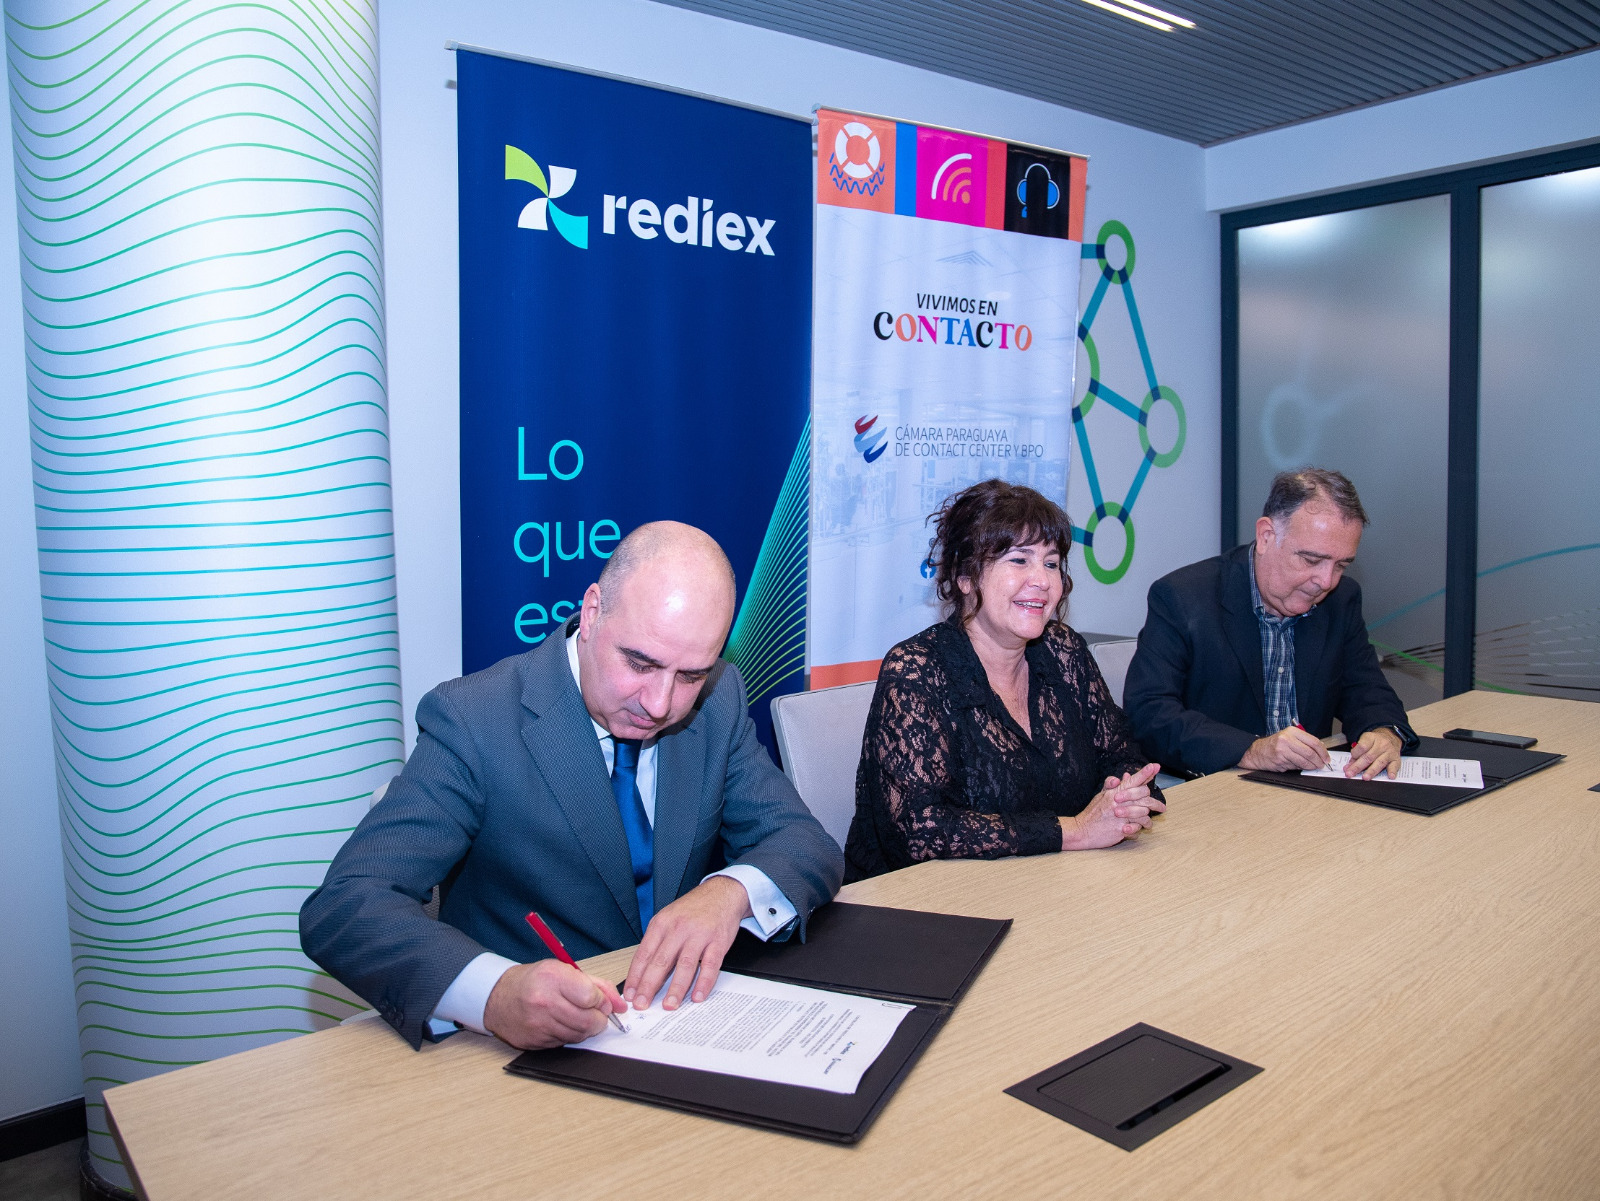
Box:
1478 166 1600 700
1237 197 1451 702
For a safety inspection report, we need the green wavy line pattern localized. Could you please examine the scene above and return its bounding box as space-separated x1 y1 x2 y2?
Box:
7 2 394 1185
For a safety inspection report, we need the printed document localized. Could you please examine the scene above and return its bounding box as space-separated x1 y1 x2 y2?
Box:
1302 751 1484 789
567 971 912 1094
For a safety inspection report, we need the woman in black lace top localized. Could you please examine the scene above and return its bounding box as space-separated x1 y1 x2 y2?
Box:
843 480 1164 882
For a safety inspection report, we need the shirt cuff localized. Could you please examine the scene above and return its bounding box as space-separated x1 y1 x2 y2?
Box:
430 951 517 1035
705 865 797 941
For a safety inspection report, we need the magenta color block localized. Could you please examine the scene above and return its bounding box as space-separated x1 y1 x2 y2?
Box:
915 128 991 227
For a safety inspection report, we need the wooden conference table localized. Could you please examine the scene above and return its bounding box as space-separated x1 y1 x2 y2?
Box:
105 692 1600 1199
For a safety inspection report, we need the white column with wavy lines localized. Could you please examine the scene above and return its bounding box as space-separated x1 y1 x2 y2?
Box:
6 1 397 1184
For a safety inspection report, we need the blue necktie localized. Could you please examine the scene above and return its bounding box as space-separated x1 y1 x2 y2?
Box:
611 738 654 929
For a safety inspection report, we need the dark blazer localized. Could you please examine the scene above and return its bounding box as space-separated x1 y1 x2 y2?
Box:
300 623 843 1048
1123 544 1417 776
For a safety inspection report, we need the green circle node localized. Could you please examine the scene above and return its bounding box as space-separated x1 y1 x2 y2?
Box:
1095 220 1136 283
1137 385 1187 468
1082 502 1135 585
1077 331 1100 419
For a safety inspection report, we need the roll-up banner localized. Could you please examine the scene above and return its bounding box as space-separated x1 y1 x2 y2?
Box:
809 110 1087 686
456 51 812 749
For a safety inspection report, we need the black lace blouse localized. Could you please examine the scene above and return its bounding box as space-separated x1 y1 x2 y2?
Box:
843 615 1157 882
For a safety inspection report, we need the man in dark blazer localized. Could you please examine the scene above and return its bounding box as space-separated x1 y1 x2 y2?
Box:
301 522 842 1050
1124 469 1417 779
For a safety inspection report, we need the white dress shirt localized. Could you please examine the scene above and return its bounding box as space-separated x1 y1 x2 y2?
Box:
429 632 796 1035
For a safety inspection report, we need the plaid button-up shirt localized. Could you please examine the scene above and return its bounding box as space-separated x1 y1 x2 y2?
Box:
1248 548 1312 733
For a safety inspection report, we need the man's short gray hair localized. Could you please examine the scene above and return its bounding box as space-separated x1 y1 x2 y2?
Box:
1262 468 1369 527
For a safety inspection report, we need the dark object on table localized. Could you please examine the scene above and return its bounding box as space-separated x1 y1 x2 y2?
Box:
1006 1023 1262 1151
1443 728 1538 750
1242 736 1563 816
506 902 1010 1144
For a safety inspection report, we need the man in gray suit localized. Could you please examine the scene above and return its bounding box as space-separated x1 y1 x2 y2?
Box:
301 522 843 1050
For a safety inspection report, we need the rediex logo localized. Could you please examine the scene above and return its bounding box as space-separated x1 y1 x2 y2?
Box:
505 145 588 249
503 143 778 256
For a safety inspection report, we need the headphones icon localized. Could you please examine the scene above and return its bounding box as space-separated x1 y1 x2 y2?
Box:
1016 163 1060 218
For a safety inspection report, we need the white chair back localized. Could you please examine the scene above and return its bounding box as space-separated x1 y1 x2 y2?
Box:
1089 637 1140 708
769 681 877 850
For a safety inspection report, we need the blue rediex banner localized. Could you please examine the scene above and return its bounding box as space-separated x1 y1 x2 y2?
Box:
456 51 812 752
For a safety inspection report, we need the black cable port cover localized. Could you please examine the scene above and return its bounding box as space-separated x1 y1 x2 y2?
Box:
1006 1023 1263 1150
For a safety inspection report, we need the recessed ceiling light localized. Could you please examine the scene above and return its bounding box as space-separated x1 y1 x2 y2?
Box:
1120 0 1196 28
1082 0 1196 31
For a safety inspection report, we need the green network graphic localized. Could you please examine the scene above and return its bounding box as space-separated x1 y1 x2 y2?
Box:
1072 220 1186 584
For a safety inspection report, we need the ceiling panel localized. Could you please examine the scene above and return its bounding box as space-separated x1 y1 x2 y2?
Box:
654 0 1600 144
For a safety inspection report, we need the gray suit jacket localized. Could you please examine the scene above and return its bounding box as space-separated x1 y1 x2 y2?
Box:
300 624 843 1048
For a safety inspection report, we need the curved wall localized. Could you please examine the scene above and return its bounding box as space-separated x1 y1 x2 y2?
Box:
6 1 397 1183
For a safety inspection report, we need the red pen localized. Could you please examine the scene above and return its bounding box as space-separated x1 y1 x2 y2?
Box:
525 911 627 1033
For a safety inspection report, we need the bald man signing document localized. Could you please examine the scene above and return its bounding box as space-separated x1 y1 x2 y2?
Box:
302 523 842 1049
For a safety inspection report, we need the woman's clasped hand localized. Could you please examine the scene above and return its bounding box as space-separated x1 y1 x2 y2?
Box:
1061 762 1166 850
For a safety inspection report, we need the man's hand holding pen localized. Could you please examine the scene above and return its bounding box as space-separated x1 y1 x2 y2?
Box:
484 882 752 1051
483 959 626 1049
1239 724 1330 773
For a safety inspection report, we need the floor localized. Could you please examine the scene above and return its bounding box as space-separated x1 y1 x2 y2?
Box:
0 1138 81 1201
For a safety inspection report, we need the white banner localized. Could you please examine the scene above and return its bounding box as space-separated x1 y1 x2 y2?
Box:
809 111 1085 685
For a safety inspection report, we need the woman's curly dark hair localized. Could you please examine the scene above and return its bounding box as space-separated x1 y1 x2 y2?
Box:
928 479 1074 622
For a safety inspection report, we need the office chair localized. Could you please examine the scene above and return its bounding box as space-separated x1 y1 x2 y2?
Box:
769 680 877 850
1088 637 1140 708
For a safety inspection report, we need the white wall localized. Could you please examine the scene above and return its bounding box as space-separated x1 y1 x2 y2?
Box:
378 0 1218 702
1206 49 1600 212
0 142 83 1119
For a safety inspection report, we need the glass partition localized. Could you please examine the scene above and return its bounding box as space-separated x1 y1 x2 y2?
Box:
1477 166 1600 700
1237 197 1451 707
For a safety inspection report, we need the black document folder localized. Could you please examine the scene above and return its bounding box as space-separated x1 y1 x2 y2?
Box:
1241 735 1563 815
504 902 1011 1143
